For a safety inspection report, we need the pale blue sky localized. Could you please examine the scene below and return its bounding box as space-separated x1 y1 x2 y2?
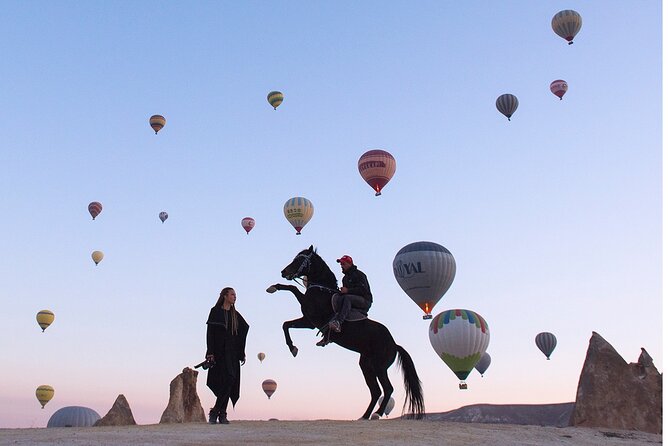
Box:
0 1 661 427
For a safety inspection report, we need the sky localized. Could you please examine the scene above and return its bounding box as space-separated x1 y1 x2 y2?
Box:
0 1 662 428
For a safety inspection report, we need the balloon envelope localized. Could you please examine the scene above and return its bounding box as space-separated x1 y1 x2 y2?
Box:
535 332 557 359
47 406 101 427
496 94 519 120
35 385 54 409
149 115 166 134
552 10 582 45
475 352 491 376
91 251 104 265
257 352 266 362
358 149 396 196
262 379 277 399
393 241 456 319
429 309 490 384
283 197 314 235
159 211 168 223
36 310 55 332
267 91 284 109
376 396 395 416
550 80 568 100
88 202 102 220
242 217 256 234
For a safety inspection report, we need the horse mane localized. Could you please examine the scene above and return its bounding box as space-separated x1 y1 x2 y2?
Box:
308 247 338 290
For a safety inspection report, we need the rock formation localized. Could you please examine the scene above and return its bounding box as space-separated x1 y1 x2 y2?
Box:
571 331 662 434
94 394 137 426
159 367 206 423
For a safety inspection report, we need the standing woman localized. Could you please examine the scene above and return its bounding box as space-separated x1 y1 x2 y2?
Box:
205 287 249 424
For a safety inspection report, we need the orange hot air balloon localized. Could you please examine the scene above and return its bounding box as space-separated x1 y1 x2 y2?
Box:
262 379 277 399
88 202 102 220
149 115 166 134
358 150 396 196
241 217 255 234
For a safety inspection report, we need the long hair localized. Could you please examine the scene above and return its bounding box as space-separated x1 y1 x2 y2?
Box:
215 287 240 335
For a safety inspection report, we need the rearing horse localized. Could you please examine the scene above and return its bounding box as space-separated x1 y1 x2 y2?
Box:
268 246 425 420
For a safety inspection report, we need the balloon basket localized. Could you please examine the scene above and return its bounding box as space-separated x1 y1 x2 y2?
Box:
459 382 468 390
422 314 433 320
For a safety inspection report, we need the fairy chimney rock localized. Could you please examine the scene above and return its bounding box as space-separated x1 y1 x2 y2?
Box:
159 367 206 424
94 394 137 426
571 331 662 434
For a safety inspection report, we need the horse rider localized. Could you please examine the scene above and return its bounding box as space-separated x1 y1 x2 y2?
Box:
317 255 372 347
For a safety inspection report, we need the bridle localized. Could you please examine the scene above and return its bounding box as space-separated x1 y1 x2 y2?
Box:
287 251 338 294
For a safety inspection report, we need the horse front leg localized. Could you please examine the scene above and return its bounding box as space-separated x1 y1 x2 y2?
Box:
268 283 302 296
282 317 316 357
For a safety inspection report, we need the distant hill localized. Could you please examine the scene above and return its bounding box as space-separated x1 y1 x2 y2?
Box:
418 403 575 427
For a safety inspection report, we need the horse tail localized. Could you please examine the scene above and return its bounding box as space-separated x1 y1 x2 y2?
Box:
395 345 425 419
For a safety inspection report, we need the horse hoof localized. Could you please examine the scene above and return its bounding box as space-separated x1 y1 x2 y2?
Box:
266 286 277 293
290 346 298 357
370 413 381 420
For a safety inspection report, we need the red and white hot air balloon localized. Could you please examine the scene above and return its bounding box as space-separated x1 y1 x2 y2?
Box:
88 202 102 220
241 217 255 234
550 80 568 100
358 149 396 196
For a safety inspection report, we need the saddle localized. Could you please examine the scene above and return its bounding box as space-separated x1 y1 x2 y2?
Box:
331 294 368 322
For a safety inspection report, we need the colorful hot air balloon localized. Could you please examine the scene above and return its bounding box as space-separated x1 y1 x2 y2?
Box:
550 80 568 100
149 115 166 134
552 10 582 45
257 352 266 363
88 202 102 220
429 309 490 389
283 197 314 235
496 94 519 121
36 385 54 409
91 250 104 266
267 91 284 110
535 332 557 360
475 352 491 377
159 211 168 223
36 310 55 332
393 241 456 319
358 150 396 196
262 379 277 399
242 217 255 234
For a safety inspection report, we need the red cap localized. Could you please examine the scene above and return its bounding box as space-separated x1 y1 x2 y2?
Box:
336 255 353 264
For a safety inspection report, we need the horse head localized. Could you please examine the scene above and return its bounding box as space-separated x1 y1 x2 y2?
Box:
281 245 317 280
281 246 338 290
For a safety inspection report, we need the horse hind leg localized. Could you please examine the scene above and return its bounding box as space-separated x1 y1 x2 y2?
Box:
358 356 382 420
375 367 394 419
282 317 315 357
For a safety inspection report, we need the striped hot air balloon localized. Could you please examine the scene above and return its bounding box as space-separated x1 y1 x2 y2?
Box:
91 250 104 265
552 10 582 45
88 202 102 220
159 211 168 223
283 197 314 235
36 385 54 409
550 80 568 100
262 379 277 399
535 332 557 359
36 310 55 332
241 217 255 234
358 149 396 196
267 91 284 110
47 406 101 427
475 352 491 377
429 309 490 389
496 94 519 121
149 115 166 134
393 241 456 319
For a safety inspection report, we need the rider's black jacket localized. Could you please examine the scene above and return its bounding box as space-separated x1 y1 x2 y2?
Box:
342 265 373 304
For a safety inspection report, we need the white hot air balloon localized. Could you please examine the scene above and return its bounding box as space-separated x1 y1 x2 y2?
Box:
393 241 456 319
283 197 314 235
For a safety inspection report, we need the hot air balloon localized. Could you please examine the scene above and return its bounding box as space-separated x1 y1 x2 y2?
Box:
36 310 55 332
257 352 266 363
159 211 168 223
262 379 277 399
550 80 568 100
358 150 396 196
552 10 582 45
535 332 557 359
36 385 54 409
47 406 101 427
393 241 456 319
475 352 491 377
91 250 104 266
496 94 519 121
283 197 314 235
429 309 490 389
267 91 284 110
242 217 255 234
149 115 166 134
88 202 102 220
